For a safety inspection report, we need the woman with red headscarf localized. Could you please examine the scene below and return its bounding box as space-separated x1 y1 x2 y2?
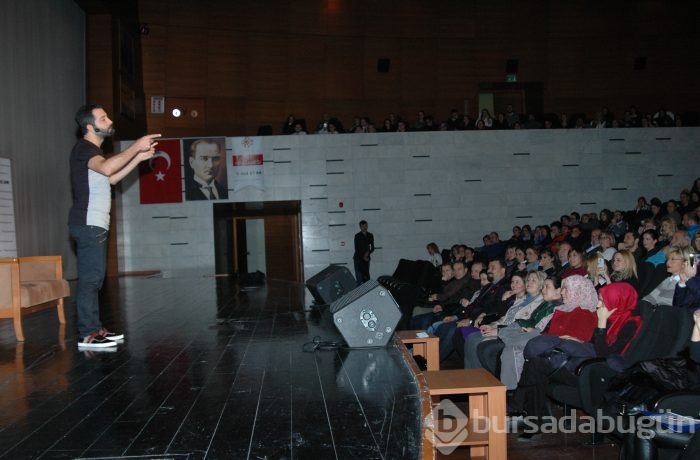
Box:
592 282 642 359
511 281 642 440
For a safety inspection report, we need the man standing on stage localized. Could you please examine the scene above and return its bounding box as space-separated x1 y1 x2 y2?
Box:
353 220 375 285
69 103 160 349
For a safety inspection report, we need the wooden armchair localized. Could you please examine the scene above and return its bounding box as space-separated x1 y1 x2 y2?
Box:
0 256 70 341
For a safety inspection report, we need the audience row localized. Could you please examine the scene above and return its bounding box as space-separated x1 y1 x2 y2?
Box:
404 178 700 442
281 105 694 135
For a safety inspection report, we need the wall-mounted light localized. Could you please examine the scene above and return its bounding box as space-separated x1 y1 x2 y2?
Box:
171 108 183 118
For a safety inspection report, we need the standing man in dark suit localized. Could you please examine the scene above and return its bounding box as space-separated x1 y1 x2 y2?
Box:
353 220 375 285
185 138 228 200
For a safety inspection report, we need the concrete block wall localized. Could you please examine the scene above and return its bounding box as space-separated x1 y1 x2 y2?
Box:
116 127 699 281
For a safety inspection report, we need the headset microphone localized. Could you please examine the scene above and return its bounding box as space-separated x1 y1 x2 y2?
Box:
93 125 114 137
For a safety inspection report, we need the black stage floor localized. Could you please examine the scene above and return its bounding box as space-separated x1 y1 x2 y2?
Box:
0 274 422 460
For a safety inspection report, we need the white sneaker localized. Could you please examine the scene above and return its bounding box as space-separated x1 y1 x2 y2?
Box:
78 332 118 349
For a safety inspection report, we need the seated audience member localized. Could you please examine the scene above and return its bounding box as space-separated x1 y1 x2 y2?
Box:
682 211 699 240
665 200 682 227
608 210 628 239
437 262 454 292
599 209 612 231
411 261 472 330
584 228 603 254
586 252 609 289
462 271 544 371
512 280 640 438
282 114 296 134
569 212 581 226
618 230 643 262
479 275 564 389
292 121 307 135
671 246 700 309
630 196 652 230
559 247 588 279
436 259 511 361
481 232 506 259
493 112 507 129
510 226 522 241
463 246 476 265
600 249 640 292
538 247 558 276
504 243 519 275
507 276 598 411
426 242 443 267
547 222 568 252
534 225 551 247
694 232 700 253
567 225 586 250
468 272 546 380
477 109 494 128
445 109 463 130
424 262 485 334
579 213 597 234
524 246 540 272
642 245 689 306
649 197 664 224
352 116 366 133
556 241 572 274
450 270 492 363
514 246 527 272
450 244 465 263
599 231 617 261
521 225 533 242
659 216 677 247
670 229 691 248
641 229 665 267
380 118 392 132
637 229 667 296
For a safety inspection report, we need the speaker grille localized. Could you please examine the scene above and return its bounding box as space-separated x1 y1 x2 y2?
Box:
330 280 401 347
330 280 380 314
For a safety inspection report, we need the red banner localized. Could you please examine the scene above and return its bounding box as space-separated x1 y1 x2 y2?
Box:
139 138 183 204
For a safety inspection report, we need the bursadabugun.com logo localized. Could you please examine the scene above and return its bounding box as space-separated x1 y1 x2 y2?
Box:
423 399 470 455
424 399 695 452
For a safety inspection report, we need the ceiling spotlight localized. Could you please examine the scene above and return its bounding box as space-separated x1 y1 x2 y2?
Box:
172 108 182 118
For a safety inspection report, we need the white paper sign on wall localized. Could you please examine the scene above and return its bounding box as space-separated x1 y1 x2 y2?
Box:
0 157 17 258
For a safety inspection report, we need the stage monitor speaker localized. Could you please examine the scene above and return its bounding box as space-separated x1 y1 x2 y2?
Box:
330 280 401 348
306 265 356 305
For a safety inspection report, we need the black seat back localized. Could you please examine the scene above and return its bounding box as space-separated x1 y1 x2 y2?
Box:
623 301 694 365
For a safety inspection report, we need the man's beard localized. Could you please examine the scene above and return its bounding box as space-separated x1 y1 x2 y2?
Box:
96 127 115 138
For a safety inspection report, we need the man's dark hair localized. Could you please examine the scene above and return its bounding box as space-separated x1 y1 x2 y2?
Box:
359 220 367 226
489 258 506 269
75 103 102 135
452 260 466 270
642 228 660 241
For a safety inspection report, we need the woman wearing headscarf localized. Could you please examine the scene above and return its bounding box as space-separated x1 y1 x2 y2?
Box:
512 279 641 440
506 275 599 434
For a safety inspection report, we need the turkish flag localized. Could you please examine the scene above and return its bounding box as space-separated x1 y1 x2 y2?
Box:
139 138 183 204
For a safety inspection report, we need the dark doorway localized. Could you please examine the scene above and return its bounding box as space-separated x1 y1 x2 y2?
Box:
213 201 303 283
